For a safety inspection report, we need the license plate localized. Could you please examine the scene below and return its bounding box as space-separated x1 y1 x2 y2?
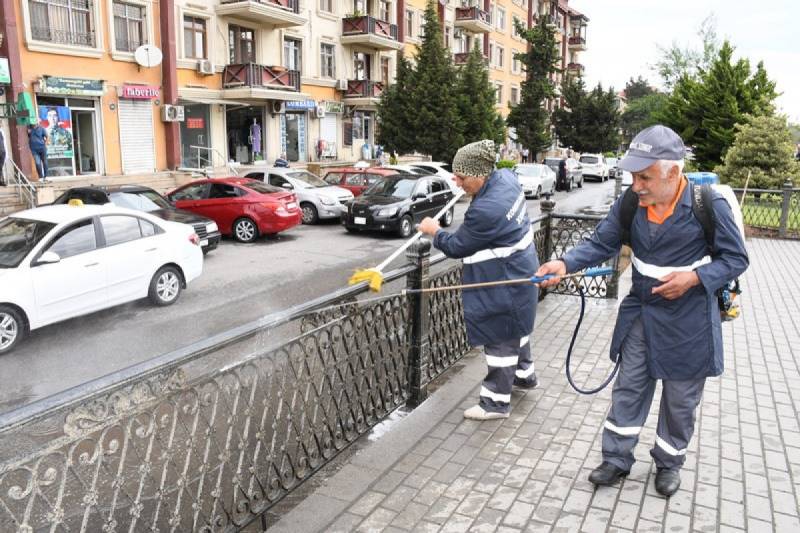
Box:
354 216 367 225
200 239 208 247
287 202 297 209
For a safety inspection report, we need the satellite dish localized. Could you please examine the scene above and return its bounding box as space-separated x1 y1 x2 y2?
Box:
134 44 163 68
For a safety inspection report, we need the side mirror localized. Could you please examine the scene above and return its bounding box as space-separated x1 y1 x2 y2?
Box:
36 251 61 265
413 192 427 200
281 183 293 190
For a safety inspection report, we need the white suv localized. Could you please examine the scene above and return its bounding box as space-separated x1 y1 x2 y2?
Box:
579 154 609 182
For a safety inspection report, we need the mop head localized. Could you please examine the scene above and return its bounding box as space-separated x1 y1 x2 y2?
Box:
348 268 384 292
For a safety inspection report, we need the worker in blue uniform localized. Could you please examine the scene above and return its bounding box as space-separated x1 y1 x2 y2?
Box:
419 140 539 421
536 125 749 496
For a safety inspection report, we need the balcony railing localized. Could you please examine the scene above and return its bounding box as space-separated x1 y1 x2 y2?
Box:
568 35 586 47
115 38 145 53
567 62 585 75
454 52 489 66
220 0 299 13
31 26 96 47
342 15 398 40
223 63 301 91
344 79 384 98
454 6 491 25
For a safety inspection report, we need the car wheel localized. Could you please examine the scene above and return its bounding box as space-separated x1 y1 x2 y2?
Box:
440 207 454 227
148 266 183 306
535 185 542 199
233 217 258 243
300 203 319 225
345 226 360 233
566 178 573 192
398 215 413 238
0 305 26 355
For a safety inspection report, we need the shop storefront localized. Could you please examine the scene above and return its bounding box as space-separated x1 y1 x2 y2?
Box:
34 76 104 178
227 105 265 164
118 85 158 174
318 101 342 160
281 99 315 162
180 104 211 168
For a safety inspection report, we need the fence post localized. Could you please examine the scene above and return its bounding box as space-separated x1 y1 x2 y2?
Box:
614 171 622 199
406 239 431 408
779 179 793 238
539 199 555 300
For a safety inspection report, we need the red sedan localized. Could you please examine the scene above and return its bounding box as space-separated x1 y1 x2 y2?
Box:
167 178 302 243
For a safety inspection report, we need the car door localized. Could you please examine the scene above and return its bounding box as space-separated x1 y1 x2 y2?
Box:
29 218 108 325
429 179 450 216
99 215 162 303
193 183 246 234
169 183 209 212
344 172 367 196
408 179 432 221
268 174 294 192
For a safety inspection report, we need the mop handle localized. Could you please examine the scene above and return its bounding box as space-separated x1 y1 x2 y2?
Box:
375 191 465 271
403 266 614 294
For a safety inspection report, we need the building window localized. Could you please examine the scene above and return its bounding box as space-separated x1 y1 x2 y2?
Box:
497 46 504 68
512 50 520 74
113 1 145 52
496 7 505 30
183 16 206 59
319 0 333 13
29 0 96 47
488 42 494 65
284 37 302 72
444 26 451 49
495 83 502 104
321 43 336 78
512 15 521 35
511 86 519 104
405 9 413 38
381 56 390 86
379 0 390 22
353 51 370 80
228 25 255 64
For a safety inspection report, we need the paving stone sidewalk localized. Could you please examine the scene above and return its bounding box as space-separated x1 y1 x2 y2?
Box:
267 238 800 533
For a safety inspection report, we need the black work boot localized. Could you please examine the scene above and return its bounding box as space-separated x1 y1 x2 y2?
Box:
588 462 630 486
655 467 681 497
513 373 538 390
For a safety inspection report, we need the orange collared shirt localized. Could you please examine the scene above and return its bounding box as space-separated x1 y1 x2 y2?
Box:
645 177 687 224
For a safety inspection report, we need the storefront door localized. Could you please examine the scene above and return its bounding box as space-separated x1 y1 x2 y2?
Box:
281 112 307 162
180 104 210 168
73 110 98 174
226 106 264 164
35 96 102 177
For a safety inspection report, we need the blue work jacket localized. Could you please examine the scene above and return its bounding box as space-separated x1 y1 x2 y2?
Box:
433 169 539 346
562 183 749 380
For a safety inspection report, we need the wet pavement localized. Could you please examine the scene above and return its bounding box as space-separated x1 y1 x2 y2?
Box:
260 238 800 532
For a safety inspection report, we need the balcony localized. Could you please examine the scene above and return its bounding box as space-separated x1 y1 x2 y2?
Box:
31 26 96 47
454 52 489 66
454 7 492 34
343 79 385 106
566 62 585 76
215 0 306 27
222 63 301 100
341 16 402 51
568 35 587 51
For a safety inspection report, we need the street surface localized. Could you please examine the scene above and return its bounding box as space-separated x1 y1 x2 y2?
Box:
0 180 615 413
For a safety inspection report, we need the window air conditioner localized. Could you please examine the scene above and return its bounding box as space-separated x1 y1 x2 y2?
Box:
270 101 286 114
197 60 215 75
336 79 349 91
161 105 185 122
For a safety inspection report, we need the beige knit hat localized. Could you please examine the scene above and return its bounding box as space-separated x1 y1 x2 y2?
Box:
452 140 496 178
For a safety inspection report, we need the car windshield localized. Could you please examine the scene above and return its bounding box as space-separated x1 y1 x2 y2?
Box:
580 156 599 164
516 165 542 177
287 171 328 188
0 217 56 268
365 177 417 198
243 181 283 195
109 191 171 212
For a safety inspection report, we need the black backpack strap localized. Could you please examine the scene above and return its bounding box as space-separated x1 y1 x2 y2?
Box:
618 186 639 246
691 184 716 251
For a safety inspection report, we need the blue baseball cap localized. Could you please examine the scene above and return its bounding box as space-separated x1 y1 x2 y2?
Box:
619 125 686 173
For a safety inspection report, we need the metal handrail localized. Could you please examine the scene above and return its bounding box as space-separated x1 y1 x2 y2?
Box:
5 158 36 209
189 144 239 176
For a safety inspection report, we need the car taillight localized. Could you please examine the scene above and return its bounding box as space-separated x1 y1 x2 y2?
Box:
276 206 289 216
189 233 200 245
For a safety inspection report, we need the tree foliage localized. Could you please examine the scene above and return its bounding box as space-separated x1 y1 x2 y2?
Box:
376 55 417 154
620 92 669 141
457 44 505 146
656 41 778 170
623 76 654 101
552 78 621 153
715 115 800 188
652 14 719 91
506 17 560 153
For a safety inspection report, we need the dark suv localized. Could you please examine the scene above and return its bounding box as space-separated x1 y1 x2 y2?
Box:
52 185 222 254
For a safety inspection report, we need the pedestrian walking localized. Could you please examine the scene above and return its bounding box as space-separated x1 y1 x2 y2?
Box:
418 140 539 421
28 123 49 181
536 125 749 496
522 147 529 163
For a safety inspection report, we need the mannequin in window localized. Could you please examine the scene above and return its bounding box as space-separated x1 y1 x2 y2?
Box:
249 118 262 162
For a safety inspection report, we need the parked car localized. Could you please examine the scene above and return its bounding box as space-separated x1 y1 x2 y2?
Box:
544 157 584 191
244 168 354 225
322 167 397 197
167 178 301 243
621 170 633 189
579 154 609 181
606 157 621 178
381 164 428 175
52 185 221 255
409 161 465 197
0 204 203 354
342 175 455 238
514 164 557 198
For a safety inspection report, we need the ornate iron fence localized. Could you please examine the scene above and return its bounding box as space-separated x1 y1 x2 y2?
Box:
0 213 612 532
733 181 799 239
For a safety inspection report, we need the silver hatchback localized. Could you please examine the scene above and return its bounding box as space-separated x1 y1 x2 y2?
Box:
244 168 354 224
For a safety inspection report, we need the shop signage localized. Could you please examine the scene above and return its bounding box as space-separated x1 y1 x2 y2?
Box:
121 85 160 99
323 100 344 114
40 76 104 96
285 99 316 111
186 117 205 129
0 59 10 84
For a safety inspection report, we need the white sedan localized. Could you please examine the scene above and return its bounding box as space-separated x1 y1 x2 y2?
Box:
514 164 557 198
0 204 203 354
409 161 466 197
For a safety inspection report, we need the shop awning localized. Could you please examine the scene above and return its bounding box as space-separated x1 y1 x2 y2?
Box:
179 97 252 106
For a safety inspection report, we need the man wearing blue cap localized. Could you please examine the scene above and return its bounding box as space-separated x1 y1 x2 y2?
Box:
536 125 749 496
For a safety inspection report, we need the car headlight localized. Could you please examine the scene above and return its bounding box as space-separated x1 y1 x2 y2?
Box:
377 207 398 217
320 196 336 206
206 222 218 233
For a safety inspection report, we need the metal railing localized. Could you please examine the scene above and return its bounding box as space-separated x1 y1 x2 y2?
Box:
220 0 299 13
344 79 384 98
734 180 799 239
187 145 239 177
5 158 37 209
342 15 398 41
222 63 301 92
0 213 612 531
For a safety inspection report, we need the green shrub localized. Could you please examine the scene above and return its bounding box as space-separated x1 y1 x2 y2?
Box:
496 159 516 169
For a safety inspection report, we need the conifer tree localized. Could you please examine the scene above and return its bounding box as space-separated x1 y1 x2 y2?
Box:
377 56 417 154
457 44 504 145
506 17 561 154
552 78 621 153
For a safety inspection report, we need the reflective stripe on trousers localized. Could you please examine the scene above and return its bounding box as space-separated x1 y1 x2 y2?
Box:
479 336 535 413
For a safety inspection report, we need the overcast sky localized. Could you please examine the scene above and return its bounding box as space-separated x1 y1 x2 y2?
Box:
568 0 799 122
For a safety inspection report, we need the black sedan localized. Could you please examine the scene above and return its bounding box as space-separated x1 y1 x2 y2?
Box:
342 175 455 238
52 185 222 254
